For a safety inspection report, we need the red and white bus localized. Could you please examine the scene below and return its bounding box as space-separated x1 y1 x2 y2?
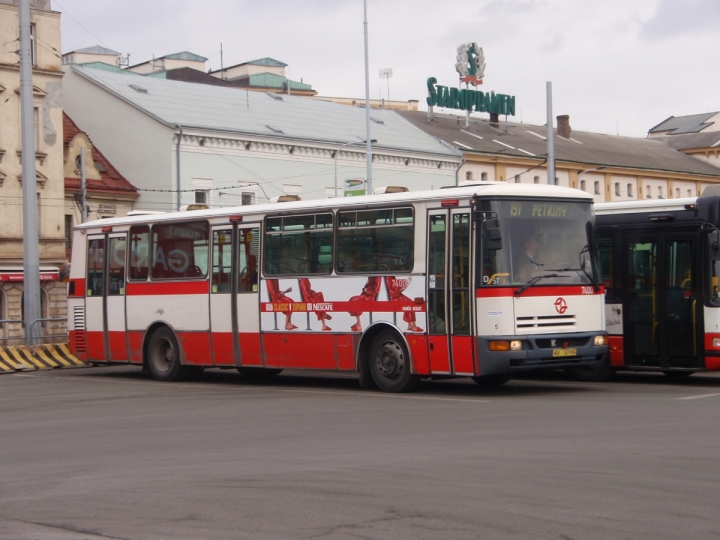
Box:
67 183 608 392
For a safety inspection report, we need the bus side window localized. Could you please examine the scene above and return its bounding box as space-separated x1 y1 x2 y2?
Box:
152 221 209 280
129 225 149 281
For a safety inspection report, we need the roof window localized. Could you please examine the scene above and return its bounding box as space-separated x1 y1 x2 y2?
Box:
128 84 148 93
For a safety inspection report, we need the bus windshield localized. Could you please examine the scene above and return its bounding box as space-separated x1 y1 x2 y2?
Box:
478 199 595 287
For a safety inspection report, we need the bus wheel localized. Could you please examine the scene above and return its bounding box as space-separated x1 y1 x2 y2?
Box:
368 331 419 393
663 371 695 380
237 367 283 381
471 373 511 388
571 356 614 382
147 327 190 382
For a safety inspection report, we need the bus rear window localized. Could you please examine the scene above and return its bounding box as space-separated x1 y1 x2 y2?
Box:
151 221 209 280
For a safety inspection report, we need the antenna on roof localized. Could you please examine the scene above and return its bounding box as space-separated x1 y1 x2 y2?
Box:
220 43 225 80
117 53 130 69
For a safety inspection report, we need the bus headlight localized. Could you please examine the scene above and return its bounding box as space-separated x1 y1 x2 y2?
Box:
594 335 607 346
489 340 522 351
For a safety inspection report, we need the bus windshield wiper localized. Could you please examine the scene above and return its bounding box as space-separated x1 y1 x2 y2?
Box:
514 273 568 295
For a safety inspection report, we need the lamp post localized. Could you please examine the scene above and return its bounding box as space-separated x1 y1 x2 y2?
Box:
334 139 377 197
577 166 607 194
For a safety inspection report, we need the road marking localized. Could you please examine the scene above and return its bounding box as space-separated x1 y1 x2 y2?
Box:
676 392 720 400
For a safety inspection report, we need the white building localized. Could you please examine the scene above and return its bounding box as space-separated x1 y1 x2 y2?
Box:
62 65 462 211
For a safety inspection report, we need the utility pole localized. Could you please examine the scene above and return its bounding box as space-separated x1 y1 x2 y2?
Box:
546 81 555 185
19 0 40 345
363 0 373 193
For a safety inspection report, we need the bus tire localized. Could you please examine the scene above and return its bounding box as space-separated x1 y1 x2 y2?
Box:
471 373 511 388
571 355 614 382
662 371 695 379
368 330 419 393
147 327 191 382
237 367 283 380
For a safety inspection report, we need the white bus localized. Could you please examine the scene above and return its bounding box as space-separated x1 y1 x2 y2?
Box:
67 183 608 392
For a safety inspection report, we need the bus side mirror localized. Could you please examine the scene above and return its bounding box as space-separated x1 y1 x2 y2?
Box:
696 195 720 224
709 230 720 261
485 218 502 251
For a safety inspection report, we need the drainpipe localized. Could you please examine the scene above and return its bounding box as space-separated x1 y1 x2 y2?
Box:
175 125 183 211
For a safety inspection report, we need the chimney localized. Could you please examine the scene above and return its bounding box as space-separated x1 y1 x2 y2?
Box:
489 112 499 129
557 115 571 139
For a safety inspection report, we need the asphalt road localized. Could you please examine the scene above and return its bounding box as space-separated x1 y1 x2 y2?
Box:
2 366 720 540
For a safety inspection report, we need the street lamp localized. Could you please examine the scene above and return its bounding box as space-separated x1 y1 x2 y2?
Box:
334 139 377 198
577 166 607 193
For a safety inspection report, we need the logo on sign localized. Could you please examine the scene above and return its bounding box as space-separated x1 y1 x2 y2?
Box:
554 297 568 314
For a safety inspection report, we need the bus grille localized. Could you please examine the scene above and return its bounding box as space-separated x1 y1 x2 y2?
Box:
73 305 86 353
516 314 576 330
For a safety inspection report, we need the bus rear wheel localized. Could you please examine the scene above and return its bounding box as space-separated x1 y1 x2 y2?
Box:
368 331 419 393
147 327 191 382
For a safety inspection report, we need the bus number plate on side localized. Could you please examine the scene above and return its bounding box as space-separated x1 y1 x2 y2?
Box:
552 348 577 357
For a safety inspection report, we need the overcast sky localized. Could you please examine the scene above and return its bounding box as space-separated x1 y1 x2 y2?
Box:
54 0 719 138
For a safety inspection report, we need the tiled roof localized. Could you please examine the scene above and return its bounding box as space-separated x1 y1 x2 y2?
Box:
63 113 138 197
70 66 459 157
397 111 720 178
648 112 719 135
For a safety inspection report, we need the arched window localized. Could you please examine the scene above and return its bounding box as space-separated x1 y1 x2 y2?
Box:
580 180 586 192
533 176 539 184
688 189 693 197
594 181 600 195
627 183 633 197
614 183 620 196
465 171 473 181
676 188 680 198
646 186 652 198
658 186 663 199
481 172 488 181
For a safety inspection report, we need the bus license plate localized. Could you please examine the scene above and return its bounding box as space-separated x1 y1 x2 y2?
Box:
553 348 577 357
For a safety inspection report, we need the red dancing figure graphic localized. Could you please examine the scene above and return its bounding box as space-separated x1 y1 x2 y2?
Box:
385 276 423 332
299 278 332 331
266 279 297 330
348 277 382 332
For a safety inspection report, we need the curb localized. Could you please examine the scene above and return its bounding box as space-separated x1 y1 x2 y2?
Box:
0 344 86 374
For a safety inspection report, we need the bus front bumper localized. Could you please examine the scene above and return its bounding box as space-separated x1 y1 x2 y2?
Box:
477 332 608 376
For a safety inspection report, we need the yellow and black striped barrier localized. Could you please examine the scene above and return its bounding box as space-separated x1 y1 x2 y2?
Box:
0 344 86 374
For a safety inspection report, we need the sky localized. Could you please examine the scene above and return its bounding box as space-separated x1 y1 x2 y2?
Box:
54 0 720 138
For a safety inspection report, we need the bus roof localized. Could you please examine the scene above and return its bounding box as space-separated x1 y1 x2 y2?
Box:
595 197 697 215
75 182 593 230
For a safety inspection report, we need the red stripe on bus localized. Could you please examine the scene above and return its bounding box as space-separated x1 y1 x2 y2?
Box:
177 332 213 365
608 335 624 367
212 333 235 365
705 357 720 371
86 331 105 361
407 334 430 375
428 336 450 373
263 333 337 370
476 285 604 298
108 331 129 361
69 278 85 297
126 281 209 296
128 331 144 363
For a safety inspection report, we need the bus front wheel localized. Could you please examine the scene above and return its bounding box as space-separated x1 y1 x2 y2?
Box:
147 327 191 382
368 331 419 393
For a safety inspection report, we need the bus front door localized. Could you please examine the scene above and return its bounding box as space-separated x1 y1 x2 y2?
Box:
210 225 262 367
85 233 129 362
426 209 476 375
625 233 700 369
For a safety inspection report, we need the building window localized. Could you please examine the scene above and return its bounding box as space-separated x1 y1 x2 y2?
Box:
194 190 208 204
241 193 254 206
34 106 40 148
658 186 663 199
580 180 586 192
481 172 488 182
688 189 693 197
533 176 539 184
614 182 620 196
64 215 73 252
465 171 473 181
594 181 600 195
646 186 652 198
627 183 633 197
676 188 680 198
30 23 36 66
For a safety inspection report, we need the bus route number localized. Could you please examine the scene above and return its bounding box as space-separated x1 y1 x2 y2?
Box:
581 286 594 295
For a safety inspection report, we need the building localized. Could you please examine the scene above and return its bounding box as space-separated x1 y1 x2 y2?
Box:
63 112 138 259
649 112 720 171
0 0 66 341
61 45 122 68
209 57 316 96
397 111 720 203
61 64 461 211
